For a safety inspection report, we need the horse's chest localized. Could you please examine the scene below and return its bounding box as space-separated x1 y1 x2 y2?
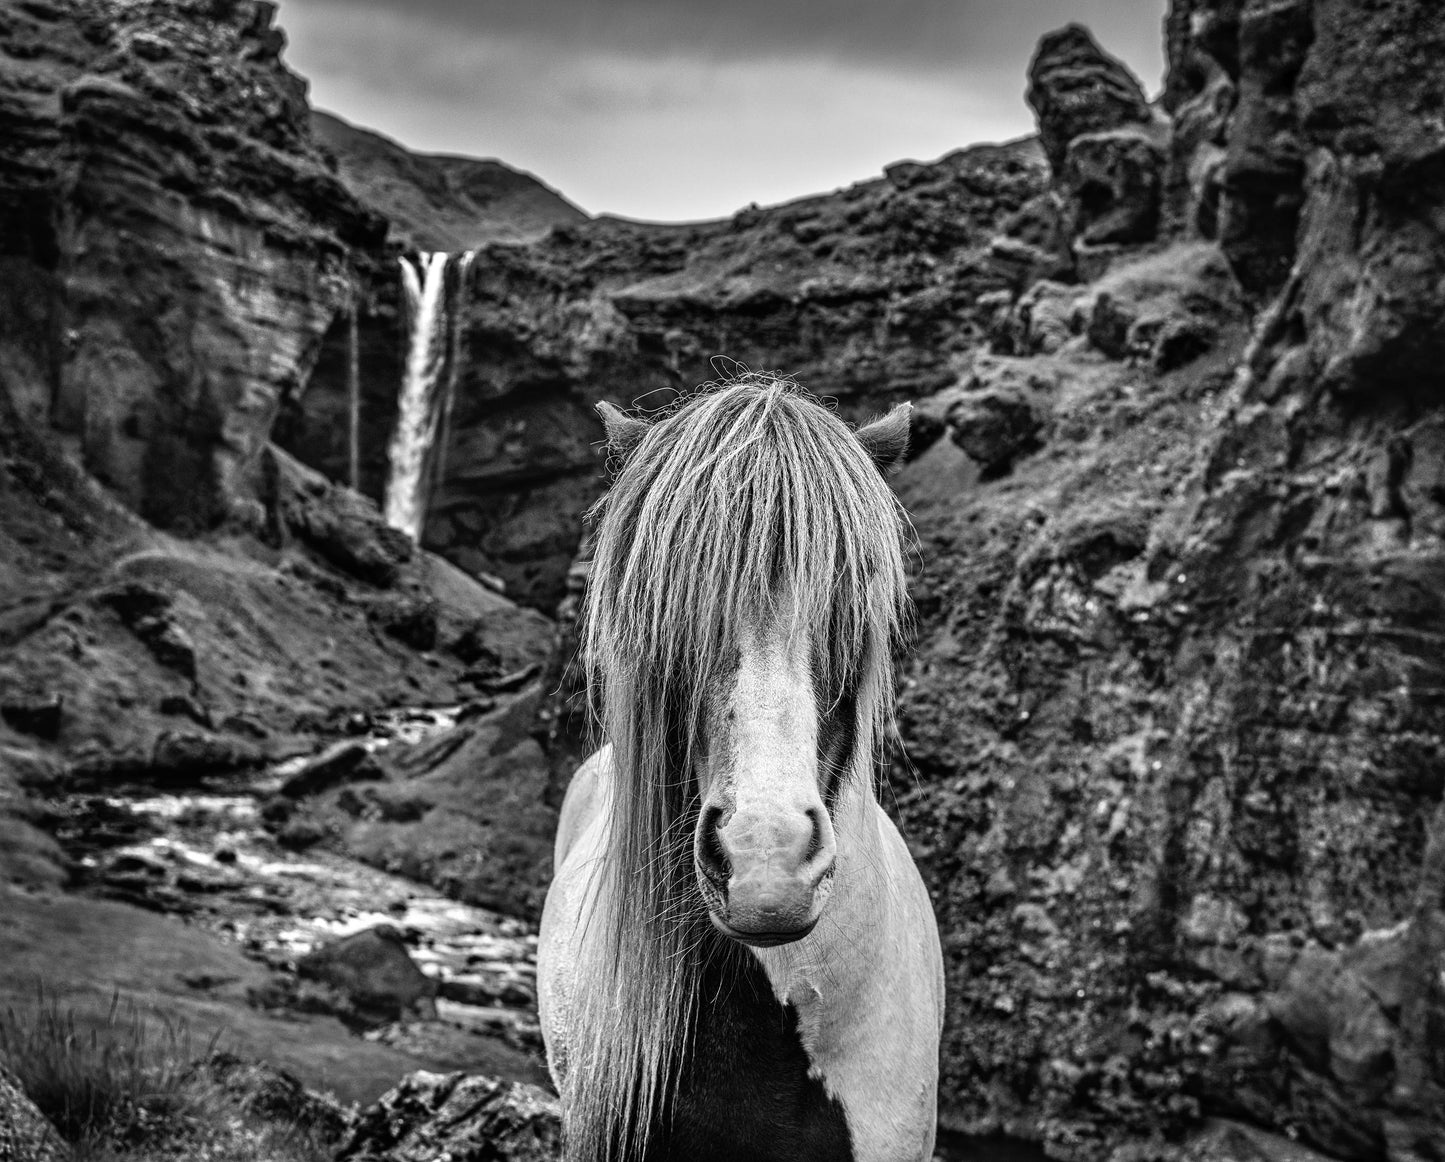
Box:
648 954 853 1162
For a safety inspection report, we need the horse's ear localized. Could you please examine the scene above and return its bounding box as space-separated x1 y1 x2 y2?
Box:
596 401 652 461
855 402 911 473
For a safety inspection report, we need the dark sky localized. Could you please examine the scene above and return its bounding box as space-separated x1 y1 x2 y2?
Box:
275 0 1169 222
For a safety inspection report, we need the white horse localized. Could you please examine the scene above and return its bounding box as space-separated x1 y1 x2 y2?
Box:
539 377 943 1162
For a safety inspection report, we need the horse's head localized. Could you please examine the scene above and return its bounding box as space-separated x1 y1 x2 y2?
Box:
689 620 841 945
591 383 911 949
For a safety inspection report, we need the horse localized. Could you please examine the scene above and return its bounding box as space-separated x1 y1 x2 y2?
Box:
538 376 943 1162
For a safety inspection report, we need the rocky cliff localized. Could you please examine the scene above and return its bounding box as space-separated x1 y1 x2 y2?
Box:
891 8 1445 1161
0 0 387 532
285 133 1052 609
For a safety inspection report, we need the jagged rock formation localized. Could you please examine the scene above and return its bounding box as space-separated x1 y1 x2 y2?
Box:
0 0 384 532
892 4 1445 1160
1027 25 1156 177
1028 24 1169 268
339 1070 561 1162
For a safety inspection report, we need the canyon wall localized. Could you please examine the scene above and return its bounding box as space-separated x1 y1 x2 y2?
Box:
0 0 384 531
891 6 1445 1159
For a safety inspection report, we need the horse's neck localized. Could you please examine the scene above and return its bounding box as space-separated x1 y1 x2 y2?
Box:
746 779 943 1162
751 780 898 999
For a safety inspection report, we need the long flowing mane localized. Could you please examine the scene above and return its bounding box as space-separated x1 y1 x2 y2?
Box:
571 375 910 1161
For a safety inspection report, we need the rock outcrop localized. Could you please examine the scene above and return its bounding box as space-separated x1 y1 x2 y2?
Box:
339 1070 561 1162
0 1064 69 1162
1026 24 1156 177
893 5 1445 1160
0 0 384 532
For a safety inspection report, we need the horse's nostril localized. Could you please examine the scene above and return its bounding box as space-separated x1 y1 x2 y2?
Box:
804 807 825 862
697 805 731 887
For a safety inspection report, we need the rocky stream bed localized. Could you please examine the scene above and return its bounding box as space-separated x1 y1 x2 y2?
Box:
47 708 545 1061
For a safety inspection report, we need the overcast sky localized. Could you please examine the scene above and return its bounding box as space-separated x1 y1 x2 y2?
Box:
275 0 1168 223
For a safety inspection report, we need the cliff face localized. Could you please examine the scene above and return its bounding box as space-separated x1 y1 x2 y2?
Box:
290 137 1053 607
0 0 384 532
893 7 1445 1160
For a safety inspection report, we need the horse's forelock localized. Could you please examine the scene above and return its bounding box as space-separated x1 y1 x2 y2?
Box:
567 377 909 1161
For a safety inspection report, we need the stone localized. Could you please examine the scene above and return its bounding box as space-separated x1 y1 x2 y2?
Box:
0 1064 70 1162
1026 24 1154 177
269 447 414 587
195 1052 351 1144
296 925 439 1028
1181 1118 1346 1162
97 582 198 679
948 387 1047 475
337 1070 561 1162
945 354 1060 474
1062 127 1166 247
1011 279 1084 356
0 694 62 740
364 595 439 651
278 740 386 799
148 730 263 780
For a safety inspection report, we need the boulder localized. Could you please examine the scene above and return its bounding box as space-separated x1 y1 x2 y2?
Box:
1027 24 1155 177
268 447 414 588
0 1064 70 1162
98 582 198 680
296 925 438 1028
338 1071 560 1162
948 389 1047 475
195 1052 351 1144
278 740 386 799
0 694 62 740
1062 127 1166 248
945 355 1061 474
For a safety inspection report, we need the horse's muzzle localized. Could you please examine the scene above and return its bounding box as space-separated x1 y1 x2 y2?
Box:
695 804 836 946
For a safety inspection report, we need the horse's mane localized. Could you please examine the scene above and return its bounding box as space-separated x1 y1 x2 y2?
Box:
569 375 909 1161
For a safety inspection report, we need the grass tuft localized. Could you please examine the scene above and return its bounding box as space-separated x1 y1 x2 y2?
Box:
0 990 338 1160
0 989 218 1153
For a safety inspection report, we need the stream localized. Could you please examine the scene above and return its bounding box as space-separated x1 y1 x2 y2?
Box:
49 707 541 1057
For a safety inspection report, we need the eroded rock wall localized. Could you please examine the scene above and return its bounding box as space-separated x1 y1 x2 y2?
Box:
897 3 1445 1159
293 141 1052 608
0 0 382 531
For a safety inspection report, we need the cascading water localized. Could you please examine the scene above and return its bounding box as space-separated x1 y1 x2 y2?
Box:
431 249 476 498
383 251 451 540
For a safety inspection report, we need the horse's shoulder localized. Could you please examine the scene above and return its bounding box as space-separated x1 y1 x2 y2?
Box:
540 747 615 1091
554 745 612 868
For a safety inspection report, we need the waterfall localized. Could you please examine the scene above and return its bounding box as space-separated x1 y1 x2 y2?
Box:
431 249 476 501
383 251 451 540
